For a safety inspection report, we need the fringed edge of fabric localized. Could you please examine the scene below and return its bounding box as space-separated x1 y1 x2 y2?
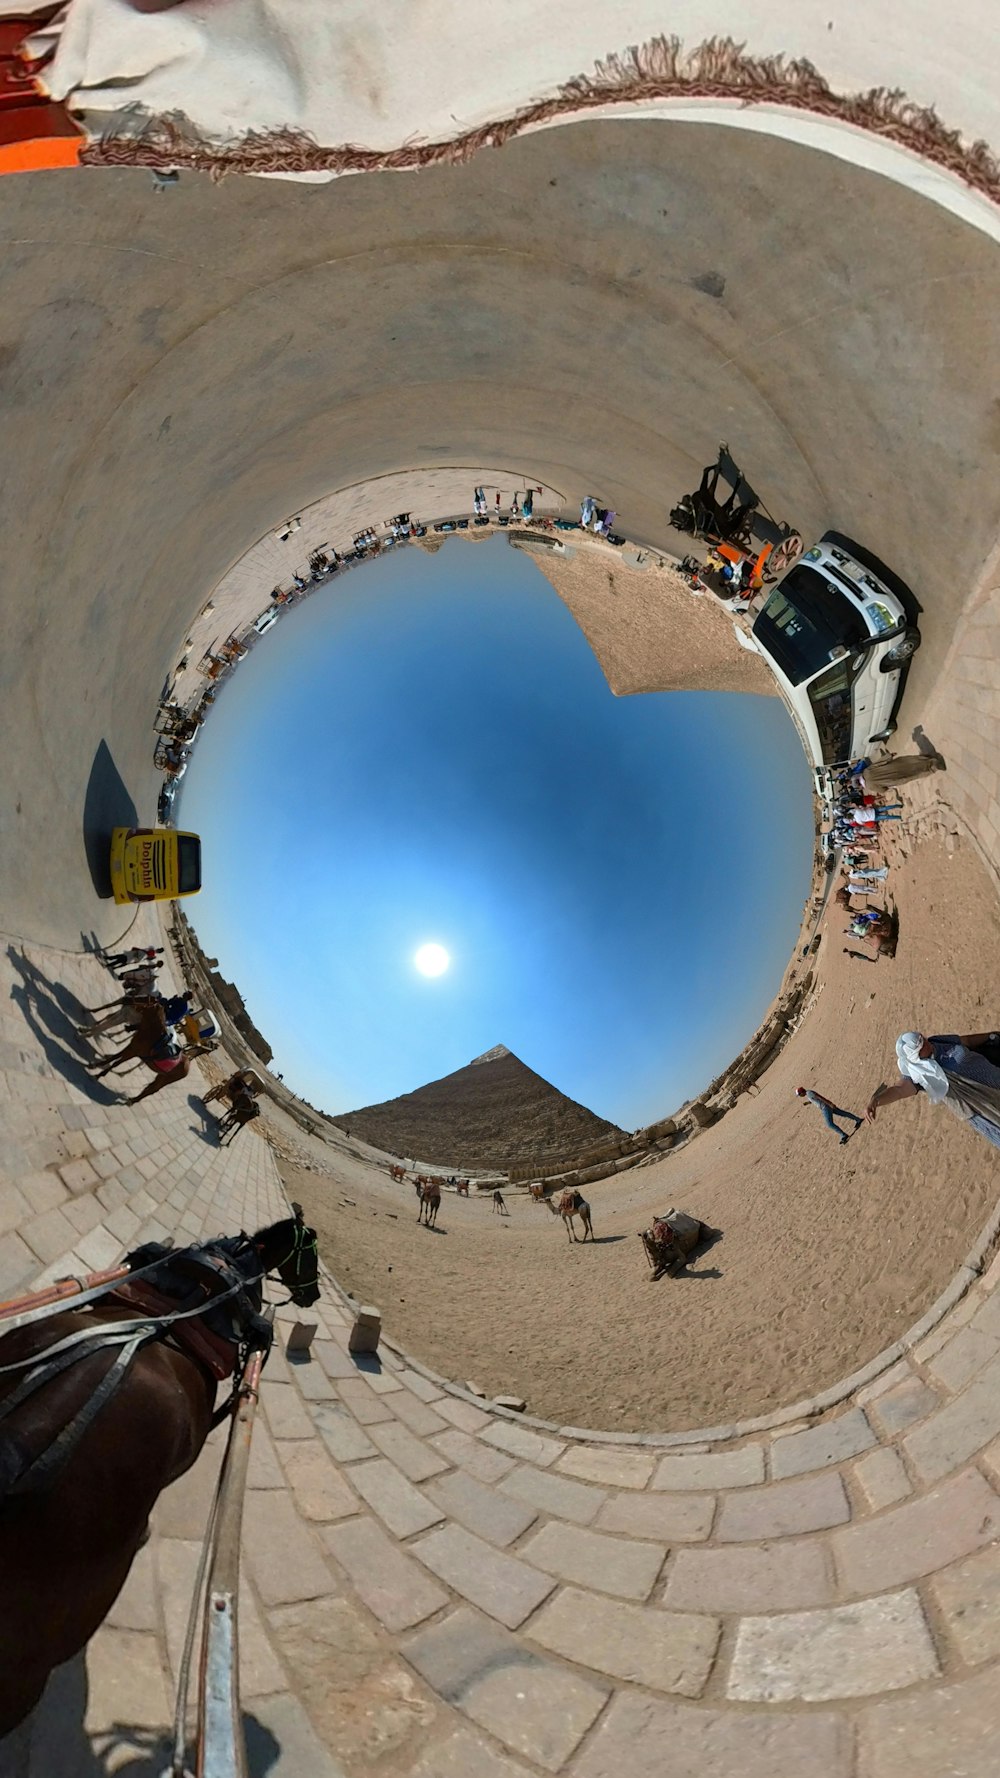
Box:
79 33 1000 207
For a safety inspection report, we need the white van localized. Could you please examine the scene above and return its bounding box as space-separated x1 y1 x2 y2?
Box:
748 533 920 769
253 607 279 635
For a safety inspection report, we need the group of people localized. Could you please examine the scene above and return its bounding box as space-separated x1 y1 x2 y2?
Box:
579 495 617 536
473 486 540 519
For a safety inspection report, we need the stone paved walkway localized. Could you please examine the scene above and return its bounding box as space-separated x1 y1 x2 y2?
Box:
2 936 1000 1777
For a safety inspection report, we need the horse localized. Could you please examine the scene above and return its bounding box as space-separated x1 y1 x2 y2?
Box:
217 1089 261 1146
389 1163 406 1183
549 1188 593 1242
84 1003 209 1105
0 1207 320 1735
417 1180 441 1227
492 1190 508 1216
455 1179 469 1197
528 1182 546 1203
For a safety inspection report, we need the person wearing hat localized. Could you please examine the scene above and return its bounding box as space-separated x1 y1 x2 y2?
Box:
795 1085 864 1145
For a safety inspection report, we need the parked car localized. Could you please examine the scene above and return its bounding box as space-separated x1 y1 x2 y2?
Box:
254 608 280 634
747 533 920 768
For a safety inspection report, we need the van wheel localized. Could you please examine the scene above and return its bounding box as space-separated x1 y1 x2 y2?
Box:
870 720 897 741
880 627 920 669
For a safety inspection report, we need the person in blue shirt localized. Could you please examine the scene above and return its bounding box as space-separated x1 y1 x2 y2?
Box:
795 1085 863 1144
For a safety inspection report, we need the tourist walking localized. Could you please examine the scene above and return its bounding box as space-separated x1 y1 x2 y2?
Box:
795 1086 863 1144
866 1031 1000 1149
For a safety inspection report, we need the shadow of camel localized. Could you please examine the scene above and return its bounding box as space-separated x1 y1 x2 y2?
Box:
577 1234 627 1245
82 742 139 900
6 947 120 1106
0 1649 282 1777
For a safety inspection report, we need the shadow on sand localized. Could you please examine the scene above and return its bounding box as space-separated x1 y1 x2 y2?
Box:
82 742 138 900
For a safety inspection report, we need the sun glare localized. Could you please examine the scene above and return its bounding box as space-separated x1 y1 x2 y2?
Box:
414 942 450 978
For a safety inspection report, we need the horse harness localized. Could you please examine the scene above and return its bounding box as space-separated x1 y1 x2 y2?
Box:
0 1238 274 1503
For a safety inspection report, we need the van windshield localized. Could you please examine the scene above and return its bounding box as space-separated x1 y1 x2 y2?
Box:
753 566 868 685
176 835 202 896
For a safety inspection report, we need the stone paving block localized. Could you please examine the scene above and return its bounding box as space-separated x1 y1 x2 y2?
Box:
652 1446 764 1491
867 1377 942 1437
0 1229 36 1295
904 1352 1000 1481
348 1458 446 1538
426 1468 538 1548
571 1689 853 1778
312 1401 379 1465
407 1726 534 1777
430 1427 518 1483
153 1434 223 1539
398 1367 447 1404
835 1467 1000 1594
248 1418 287 1490
728 1591 938 1701
243 1491 338 1606
21 1203 77 1264
74 1225 124 1271
266 1595 437 1772
432 1394 492 1432
548 1445 653 1489
368 1420 450 1482
335 1376 400 1425
971 1283 1000 1338
105 1541 160 1633
926 1324 1000 1391
521 1520 665 1601
244 1692 349 1778
858 1663 1000 1776
770 1408 875 1478
276 1437 361 1522
389 1389 450 1439
57 1157 99 1194
929 1541 1000 1664
19 1170 69 1214
81 1627 172 1738
322 1517 449 1632
0 1178 29 1237
315 1338 358 1380
259 1379 320 1442
357 1362 404 1395
481 1421 566 1467
851 1446 912 1512
62 1192 103 1236
664 1538 833 1613
528 1584 718 1696
717 1470 851 1540
500 1463 607 1527
413 1522 555 1629
404 1606 607 1772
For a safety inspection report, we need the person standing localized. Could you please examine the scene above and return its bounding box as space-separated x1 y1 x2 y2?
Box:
866 1031 1000 1149
795 1086 863 1144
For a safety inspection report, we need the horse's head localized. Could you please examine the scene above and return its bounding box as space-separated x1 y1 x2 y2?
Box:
251 1206 321 1307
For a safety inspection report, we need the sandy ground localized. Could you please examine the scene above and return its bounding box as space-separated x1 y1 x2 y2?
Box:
275 821 1000 1433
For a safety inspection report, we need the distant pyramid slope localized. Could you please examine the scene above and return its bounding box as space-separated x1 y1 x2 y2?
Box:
339 1049 623 1171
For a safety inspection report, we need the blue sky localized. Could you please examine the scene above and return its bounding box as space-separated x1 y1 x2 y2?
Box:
180 537 812 1128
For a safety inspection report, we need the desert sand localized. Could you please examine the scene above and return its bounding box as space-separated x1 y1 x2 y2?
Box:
276 816 1000 1433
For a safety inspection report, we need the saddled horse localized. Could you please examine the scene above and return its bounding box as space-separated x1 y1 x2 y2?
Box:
416 1179 441 1227
549 1188 594 1242
85 1003 210 1105
0 1206 320 1735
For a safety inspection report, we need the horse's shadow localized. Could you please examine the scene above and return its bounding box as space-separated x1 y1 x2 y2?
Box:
189 1092 221 1144
585 1235 627 1245
6 946 120 1106
3 1650 282 1776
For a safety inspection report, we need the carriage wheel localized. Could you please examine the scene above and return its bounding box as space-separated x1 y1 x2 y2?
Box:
762 532 803 582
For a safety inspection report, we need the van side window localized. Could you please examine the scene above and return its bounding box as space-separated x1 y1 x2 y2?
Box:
807 659 853 765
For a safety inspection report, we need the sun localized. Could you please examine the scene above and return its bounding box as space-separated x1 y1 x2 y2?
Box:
414 942 450 978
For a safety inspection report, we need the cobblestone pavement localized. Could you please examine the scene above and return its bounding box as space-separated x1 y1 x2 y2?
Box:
3 934 1000 1778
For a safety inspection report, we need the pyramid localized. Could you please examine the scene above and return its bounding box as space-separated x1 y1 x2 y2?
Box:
338 1049 623 1171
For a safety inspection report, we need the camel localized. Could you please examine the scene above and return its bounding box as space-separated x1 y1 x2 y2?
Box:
84 1004 210 1105
548 1188 593 1242
528 1182 546 1203
492 1190 508 1215
416 1179 441 1227
455 1179 469 1196
389 1163 406 1183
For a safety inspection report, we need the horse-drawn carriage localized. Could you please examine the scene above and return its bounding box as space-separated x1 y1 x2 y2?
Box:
639 1209 712 1279
203 1069 264 1144
670 444 803 589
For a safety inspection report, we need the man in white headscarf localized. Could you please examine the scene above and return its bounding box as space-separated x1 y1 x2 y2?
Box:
866 1030 1000 1149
